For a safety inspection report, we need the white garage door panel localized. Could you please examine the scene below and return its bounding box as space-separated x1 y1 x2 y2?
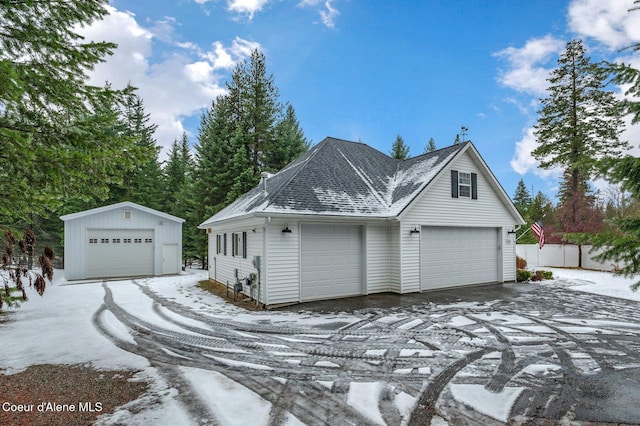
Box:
421 227 498 290
87 229 154 278
301 224 362 301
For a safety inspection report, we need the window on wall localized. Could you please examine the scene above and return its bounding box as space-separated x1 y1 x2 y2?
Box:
231 232 244 257
451 170 478 200
459 172 471 198
216 234 221 254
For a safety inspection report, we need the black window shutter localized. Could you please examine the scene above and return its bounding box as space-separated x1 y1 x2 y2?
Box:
451 170 459 198
471 173 478 199
242 232 247 259
223 233 227 255
231 233 235 257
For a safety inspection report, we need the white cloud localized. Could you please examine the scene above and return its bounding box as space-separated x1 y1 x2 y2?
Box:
299 0 340 29
227 0 272 19
510 127 563 180
568 0 640 51
502 1 640 198
78 6 257 157
494 35 565 96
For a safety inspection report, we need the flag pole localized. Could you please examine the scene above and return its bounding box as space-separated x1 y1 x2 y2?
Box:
516 226 532 242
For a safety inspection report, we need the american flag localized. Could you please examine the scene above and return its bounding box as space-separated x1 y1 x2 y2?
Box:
531 221 544 249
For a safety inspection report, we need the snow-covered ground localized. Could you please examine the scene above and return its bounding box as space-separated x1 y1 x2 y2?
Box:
542 267 640 302
1 267 640 425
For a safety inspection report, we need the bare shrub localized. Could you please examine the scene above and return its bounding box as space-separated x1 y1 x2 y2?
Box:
0 229 54 310
516 255 527 269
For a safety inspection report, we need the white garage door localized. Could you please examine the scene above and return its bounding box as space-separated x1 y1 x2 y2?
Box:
421 226 499 290
86 229 154 279
300 224 363 301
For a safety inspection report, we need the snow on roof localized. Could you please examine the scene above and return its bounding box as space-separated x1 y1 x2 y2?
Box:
61 201 185 223
199 137 464 227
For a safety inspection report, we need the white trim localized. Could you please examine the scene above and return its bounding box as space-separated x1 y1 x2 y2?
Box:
61 201 185 223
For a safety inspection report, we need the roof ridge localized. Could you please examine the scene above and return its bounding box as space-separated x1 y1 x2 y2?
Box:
261 138 331 208
335 146 390 209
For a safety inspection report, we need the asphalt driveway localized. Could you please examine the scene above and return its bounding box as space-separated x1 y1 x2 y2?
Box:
97 279 640 425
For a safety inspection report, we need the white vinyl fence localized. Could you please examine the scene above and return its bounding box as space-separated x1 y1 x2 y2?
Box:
516 244 618 271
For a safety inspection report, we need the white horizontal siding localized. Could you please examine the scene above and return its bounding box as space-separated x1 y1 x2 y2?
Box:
400 151 520 291
403 153 516 226
63 205 182 280
400 222 421 293
389 223 401 292
265 219 300 305
503 228 516 281
206 218 264 302
366 224 390 294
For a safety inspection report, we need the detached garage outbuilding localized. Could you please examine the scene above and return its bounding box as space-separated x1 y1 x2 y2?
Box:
61 201 184 280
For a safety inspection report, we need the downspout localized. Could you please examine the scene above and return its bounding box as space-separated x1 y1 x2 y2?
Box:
262 216 270 308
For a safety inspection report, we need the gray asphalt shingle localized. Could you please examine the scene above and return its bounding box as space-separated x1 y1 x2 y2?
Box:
200 137 466 226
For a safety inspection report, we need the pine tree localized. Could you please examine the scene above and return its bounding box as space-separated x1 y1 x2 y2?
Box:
585 6 640 288
533 39 626 253
110 88 163 209
517 191 555 245
512 179 532 217
190 50 309 263
390 135 410 159
0 1 140 223
512 181 537 244
227 49 281 179
268 104 310 171
163 134 192 218
588 156 640 289
424 137 437 153
191 96 235 265
453 134 461 145
161 134 195 265
534 40 626 195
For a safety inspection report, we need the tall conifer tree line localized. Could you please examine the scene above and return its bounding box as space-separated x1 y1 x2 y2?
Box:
1 6 309 269
190 50 310 264
516 28 640 284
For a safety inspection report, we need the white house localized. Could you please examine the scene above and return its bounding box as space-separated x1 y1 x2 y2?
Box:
61 201 184 280
199 137 525 307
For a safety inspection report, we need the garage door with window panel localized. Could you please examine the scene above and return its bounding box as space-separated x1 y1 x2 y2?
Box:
421 226 498 290
86 229 154 278
300 224 363 301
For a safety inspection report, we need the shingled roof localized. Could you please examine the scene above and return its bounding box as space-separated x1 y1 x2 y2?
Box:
199 137 466 226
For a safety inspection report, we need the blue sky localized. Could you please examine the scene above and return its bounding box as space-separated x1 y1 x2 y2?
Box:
83 0 640 201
